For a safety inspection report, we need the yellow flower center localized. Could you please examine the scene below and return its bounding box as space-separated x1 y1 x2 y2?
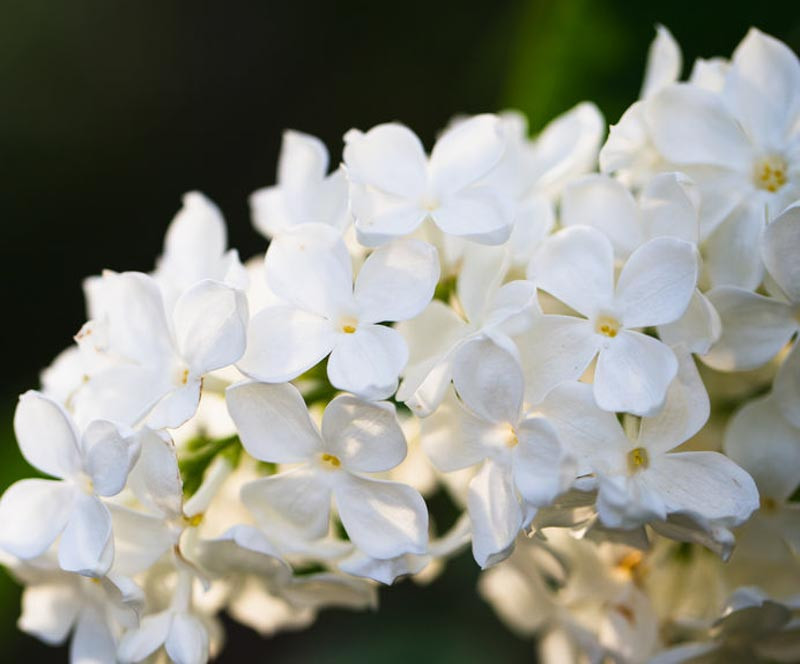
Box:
753 155 788 192
339 316 358 334
183 513 204 528
501 422 519 448
595 315 620 338
627 446 649 473
320 453 342 469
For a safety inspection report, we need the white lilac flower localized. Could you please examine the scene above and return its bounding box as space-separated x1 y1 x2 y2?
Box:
239 224 439 399
422 338 575 567
526 226 698 414
0 391 139 576
537 353 759 536
227 381 429 562
250 130 350 238
344 114 513 246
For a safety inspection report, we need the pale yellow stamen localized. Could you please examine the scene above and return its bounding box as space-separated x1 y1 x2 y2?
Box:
595 315 620 338
180 368 189 385
342 325 356 334
754 155 788 192
320 453 342 469
502 423 519 448
627 446 649 473
183 513 204 528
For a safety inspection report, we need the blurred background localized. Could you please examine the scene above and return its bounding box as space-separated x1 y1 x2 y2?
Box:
1 0 798 660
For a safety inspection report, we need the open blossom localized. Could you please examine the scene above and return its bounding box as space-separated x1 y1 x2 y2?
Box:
250 130 350 238
239 224 439 399
344 114 513 246
0 391 139 576
227 381 429 562
527 226 698 414
423 338 575 567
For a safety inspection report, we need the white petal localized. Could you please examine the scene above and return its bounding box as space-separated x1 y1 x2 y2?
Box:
520 315 600 404
725 394 800 502
237 306 336 382
0 479 74 559
145 379 202 430
640 171 700 245
354 239 439 323
598 101 649 176
58 493 113 577
109 506 176 576
762 203 800 303
117 611 172 663
429 114 506 194
196 525 290 579
327 324 408 400
83 420 140 497
321 395 406 473
467 460 522 568
333 474 428 559
420 389 492 472
173 279 248 375
615 237 698 328
657 289 721 355
102 271 175 364
703 287 796 370
241 467 331 540
775 341 800 429
338 550 427 585
343 124 427 197
640 25 682 99
535 382 628 474
596 474 667 529
350 185 427 246
529 226 615 318
227 381 322 463
645 451 759 527
704 203 765 290
432 185 513 245
264 224 354 318
398 354 457 418
127 429 183 518
561 174 641 257
451 337 523 424
70 606 118 664
594 331 678 416
13 390 82 479
512 417 575 507
645 84 753 170
278 130 329 188
483 279 539 334
456 243 509 325
639 350 709 455
727 28 800 146
165 613 209 664
18 582 79 645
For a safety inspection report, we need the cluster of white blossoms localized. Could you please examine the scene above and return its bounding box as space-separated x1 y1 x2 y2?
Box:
2 25 799 664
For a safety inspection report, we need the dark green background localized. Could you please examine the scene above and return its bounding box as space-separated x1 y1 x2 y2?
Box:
1 1 797 660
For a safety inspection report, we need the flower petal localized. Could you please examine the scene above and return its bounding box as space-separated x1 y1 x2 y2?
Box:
127 429 183 518
640 25 682 99
657 289 721 355
146 379 202 430
561 174 641 257
242 467 332 540
513 417 575 507
165 613 209 664
350 185 427 247
83 420 140 497
615 237 698 328
333 474 428 559
173 279 248 375
58 493 114 577
529 226 615 318
519 315 600 404
704 202 765 290
703 287 796 371
775 341 800 429
452 337 523 424
594 330 678 416
237 305 336 382
762 203 800 303
0 479 74 559
343 123 428 198
321 395 406 473
429 114 506 194
70 606 118 664
327 324 408 400
645 451 759 527
227 381 322 463
13 390 82 479
18 582 80 646
117 611 173 663
725 393 800 502
432 185 513 245
645 84 753 170
354 239 439 323
467 460 522 568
